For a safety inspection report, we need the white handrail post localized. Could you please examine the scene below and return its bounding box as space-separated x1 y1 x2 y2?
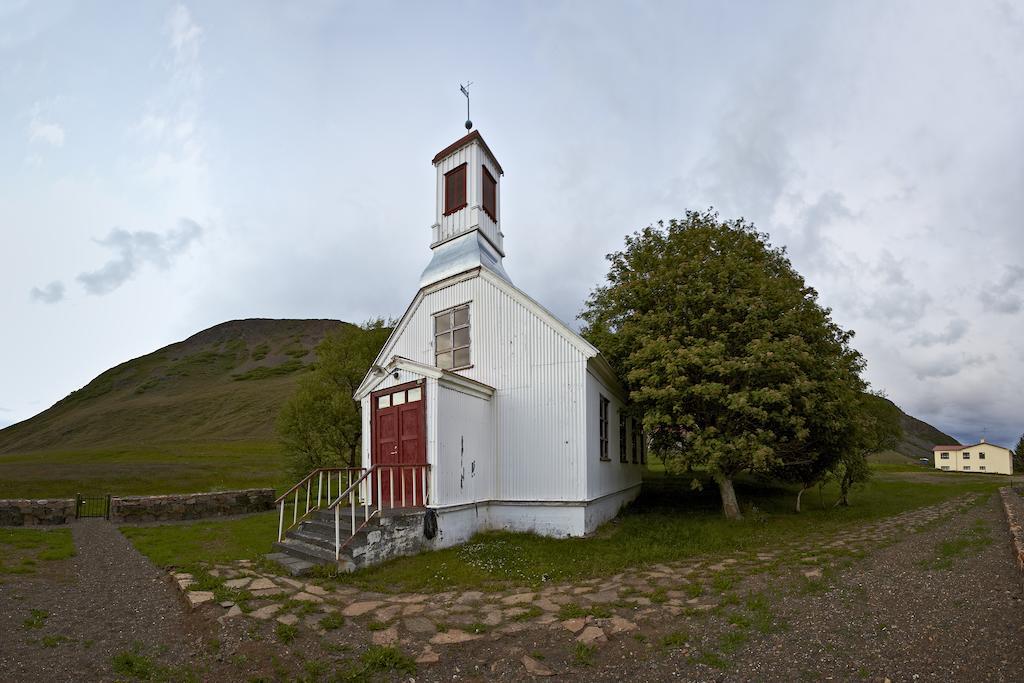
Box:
305 481 311 515
350 487 356 532
363 473 369 520
401 470 407 508
278 501 284 541
389 469 394 510
293 490 298 525
317 471 323 508
334 503 340 561
377 469 383 515
421 466 428 506
327 473 331 506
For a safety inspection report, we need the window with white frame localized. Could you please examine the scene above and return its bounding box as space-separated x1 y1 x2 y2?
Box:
979 452 986 459
599 395 610 461
434 304 471 370
942 466 950 470
963 465 971 471
631 418 639 464
980 465 986 471
619 413 627 463
940 452 949 459
963 452 970 459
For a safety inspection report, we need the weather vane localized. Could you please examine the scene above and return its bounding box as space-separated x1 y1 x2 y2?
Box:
460 82 473 131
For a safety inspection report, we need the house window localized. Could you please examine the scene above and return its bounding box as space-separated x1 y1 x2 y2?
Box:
979 452 986 459
942 466 950 471
640 429 647 465
444 163 467 215
434 304 471 370
980 465 986 471
599 395 610 461
940 452 949 459
481 166 497 220
963 465 971 471
631 418 639 464
963 452 970 459
619 414 627 463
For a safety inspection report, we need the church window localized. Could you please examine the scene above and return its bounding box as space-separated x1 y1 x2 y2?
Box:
482 166 497 220
631 418 639 464
599 396 610 461
434 304 471 370
619 414 627 463
444 163 467 215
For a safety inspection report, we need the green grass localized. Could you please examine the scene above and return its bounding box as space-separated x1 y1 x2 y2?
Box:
0 441 289 499
120 511 277 567
275 621 298 644
23 609 48 629
572 642 595 666
315 470 1000 593
919 518 993 570
0 528 74 577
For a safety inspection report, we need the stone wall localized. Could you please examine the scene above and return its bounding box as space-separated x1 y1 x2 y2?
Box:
346 510 429 571
0 499 75 526
109 489 275 523
999 486 1024 579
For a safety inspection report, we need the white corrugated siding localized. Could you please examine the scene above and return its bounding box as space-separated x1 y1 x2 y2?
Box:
387 274 588 502
435 386 494 506
585 369 644 499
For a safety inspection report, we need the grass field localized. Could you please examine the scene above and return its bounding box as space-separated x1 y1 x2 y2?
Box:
120 467 1004 593
0 528 75 580
120 511 278 568
0 441 290 499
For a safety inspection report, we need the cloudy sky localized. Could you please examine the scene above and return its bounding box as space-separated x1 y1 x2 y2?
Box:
2 1 1022 446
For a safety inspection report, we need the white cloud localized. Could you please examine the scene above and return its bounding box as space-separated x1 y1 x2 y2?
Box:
77 218 203 295
28 117 64 147
29 280 65 304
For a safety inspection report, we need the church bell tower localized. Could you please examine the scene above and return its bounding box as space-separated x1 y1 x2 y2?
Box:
419 130 510 288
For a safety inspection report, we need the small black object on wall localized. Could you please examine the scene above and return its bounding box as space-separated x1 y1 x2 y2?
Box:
423 509 438 539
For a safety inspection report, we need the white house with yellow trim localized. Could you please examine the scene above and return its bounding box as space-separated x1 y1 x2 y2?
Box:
932 439 1014 475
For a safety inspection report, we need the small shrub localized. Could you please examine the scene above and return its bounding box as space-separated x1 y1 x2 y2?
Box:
361 645 416 675
660 630 688 649
319 613 344 630
512 605 543 621
572 642 595 666
41 635 67 648
23 609 48 630
275 622 298 644
685 582 704 598
366 621 389 631
648 588 668 604
466 622 489 634
111 647 156 679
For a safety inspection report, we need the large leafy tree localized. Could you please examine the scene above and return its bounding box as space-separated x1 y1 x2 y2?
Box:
830 393 902 507
582 210 866 519
277 319 392 477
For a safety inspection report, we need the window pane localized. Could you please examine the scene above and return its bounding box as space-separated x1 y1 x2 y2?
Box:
407 387 422 402
453 306 469 327
377 395 390 409
435 313 452 334
437 351 453 369
392 391 406 406
453 327 470 348
436 332 453 351
453 347 471 367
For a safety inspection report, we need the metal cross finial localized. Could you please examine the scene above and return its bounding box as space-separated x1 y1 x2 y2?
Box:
460 82 473 131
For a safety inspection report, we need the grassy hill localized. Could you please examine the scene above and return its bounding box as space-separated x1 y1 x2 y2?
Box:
0 319 353 454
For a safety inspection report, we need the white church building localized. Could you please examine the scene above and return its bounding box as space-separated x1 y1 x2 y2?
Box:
272 128 645 571
353 129 643 544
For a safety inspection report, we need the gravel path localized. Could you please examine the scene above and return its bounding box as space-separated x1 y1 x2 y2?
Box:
721 492 1024 682
0 520 205 682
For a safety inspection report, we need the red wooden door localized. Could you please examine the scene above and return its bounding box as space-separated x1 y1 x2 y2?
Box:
372 382 426 507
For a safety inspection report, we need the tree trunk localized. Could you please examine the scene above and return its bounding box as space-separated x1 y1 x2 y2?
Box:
795 486 806 513
834 473 851 507
717 477 742 520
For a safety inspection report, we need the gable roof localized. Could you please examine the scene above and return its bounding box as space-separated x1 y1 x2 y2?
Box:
355 267 602 399
932 441 1008 451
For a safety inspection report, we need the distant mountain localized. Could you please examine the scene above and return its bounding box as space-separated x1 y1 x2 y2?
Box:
891 401 960 459
0 319 353 454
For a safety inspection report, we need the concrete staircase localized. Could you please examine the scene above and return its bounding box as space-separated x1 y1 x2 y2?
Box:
267 507 426 576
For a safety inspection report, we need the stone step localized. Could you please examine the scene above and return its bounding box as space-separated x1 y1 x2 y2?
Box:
286 526 370 553
264 552 317 577
272 538 353 568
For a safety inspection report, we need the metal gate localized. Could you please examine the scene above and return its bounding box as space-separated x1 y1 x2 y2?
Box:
75 494 110 519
